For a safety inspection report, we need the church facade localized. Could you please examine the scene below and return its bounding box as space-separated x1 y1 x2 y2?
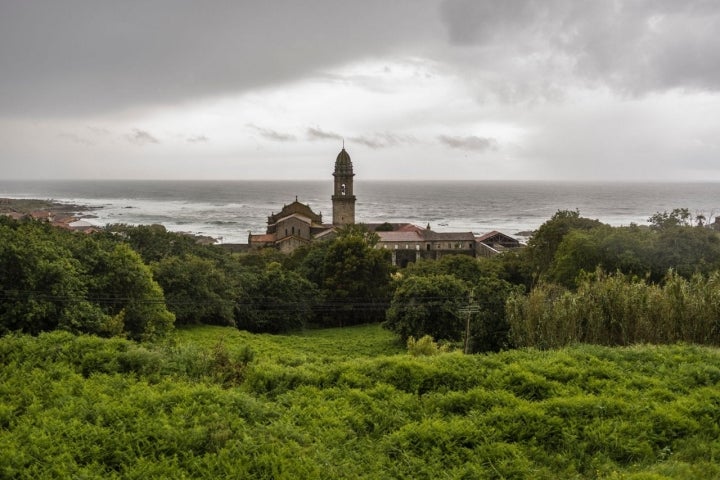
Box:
248 148 355 253
248 148 522 262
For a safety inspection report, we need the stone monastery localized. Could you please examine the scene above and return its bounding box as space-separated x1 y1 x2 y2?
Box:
248 148 521 266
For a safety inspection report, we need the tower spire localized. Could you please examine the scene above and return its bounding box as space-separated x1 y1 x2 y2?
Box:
332 147 356 226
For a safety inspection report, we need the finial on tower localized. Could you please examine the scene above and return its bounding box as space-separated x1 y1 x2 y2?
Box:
342 138 345 149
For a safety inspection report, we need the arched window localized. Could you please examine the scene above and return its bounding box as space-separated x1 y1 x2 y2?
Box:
341 183 346 195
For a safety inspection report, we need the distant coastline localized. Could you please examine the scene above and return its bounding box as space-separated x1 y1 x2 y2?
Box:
0 197 98 218
3 180 720 244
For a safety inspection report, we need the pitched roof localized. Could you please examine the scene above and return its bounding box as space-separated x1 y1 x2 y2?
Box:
476 231 522 246
422 230 476 241
249 233 276 243
364 222 424 233
476 230 507 242
377 231 424 242
312 226 336 239
268 200 322 225
271 213 313 225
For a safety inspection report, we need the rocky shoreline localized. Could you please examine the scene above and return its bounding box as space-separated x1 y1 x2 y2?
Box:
0 197 219 244
0 197 99 219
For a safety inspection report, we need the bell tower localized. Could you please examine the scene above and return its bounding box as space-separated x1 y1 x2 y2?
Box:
332 147 356 225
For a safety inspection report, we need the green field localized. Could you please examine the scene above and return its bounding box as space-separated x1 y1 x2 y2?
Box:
2 325 719 479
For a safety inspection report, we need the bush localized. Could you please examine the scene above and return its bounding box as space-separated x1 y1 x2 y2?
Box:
406 335 451 356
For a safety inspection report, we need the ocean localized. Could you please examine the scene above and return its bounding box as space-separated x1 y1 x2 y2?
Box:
2 180 720 244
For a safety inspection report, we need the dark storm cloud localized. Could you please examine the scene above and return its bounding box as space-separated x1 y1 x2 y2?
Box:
439 0 720 95
248 125 296 142
125 129 160 145
0 0 437 117
437 134 497 152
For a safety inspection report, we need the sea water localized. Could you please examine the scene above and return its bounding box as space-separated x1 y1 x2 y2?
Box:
1 180 720 243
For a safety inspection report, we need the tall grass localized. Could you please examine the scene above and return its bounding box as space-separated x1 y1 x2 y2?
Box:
508 269 720 348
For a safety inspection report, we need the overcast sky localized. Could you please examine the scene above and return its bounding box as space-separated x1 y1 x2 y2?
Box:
1 0 719 181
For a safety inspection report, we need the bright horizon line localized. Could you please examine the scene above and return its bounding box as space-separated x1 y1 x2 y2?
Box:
3 177 720 184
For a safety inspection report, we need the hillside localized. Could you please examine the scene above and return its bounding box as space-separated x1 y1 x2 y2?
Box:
1 325 719 479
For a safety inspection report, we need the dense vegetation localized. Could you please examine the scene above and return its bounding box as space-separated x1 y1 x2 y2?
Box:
505 209 720 348
4 206 720 478
5 206 720 351
2 326 719 479
0 218 392 339
0 218 173 340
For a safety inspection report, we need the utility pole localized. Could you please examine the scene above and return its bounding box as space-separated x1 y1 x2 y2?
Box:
459 288 479 354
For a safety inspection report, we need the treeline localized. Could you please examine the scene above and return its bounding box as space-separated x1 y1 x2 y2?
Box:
0 218 394 340
4 206 720 350
0 218 173 340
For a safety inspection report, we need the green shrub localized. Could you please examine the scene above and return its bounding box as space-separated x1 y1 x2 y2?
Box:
406 335 451 356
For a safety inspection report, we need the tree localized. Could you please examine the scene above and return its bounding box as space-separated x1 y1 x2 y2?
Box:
528 210 605 282
235 263 318 333
404 254 487 284
152 254 236 326
468 276 521 352
287 240 331 287
105 223 224 263
384 274 469 343
547 227 609 288
548 221 720 287
0 223 107 335
400 254 521 351
84 242 175 341
320 231 392 326
648 208 692 230
0 220 174 340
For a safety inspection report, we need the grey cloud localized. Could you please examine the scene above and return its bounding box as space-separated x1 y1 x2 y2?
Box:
59 132 94 147
187 135 209 143
307 127 416 149
0 0 439 117
248 125 296 142
350 133 417 149
307 127 343 141
125 128 159 146
350 136 385 149
439 0 720 95
437 134 497 152
86 126 112 136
